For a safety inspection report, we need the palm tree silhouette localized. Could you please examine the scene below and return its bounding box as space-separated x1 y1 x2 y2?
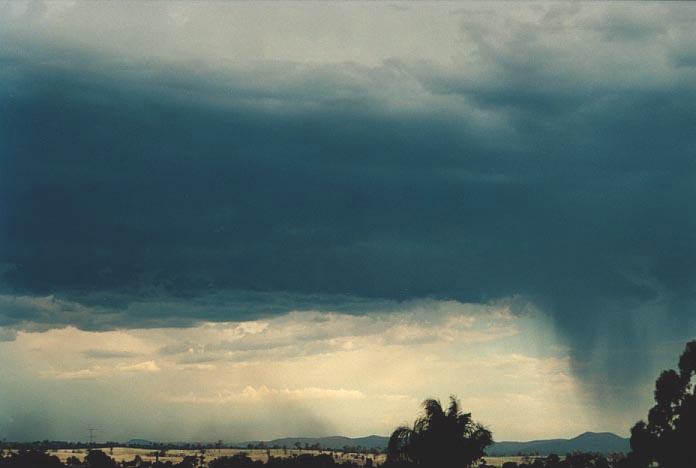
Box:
386 396 492 468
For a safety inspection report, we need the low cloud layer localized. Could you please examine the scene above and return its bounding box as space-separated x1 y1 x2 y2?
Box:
1 1 696 435
0 306 592 442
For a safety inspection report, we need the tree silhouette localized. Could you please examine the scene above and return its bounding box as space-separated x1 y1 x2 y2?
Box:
0 450 63 468
386 395 492 468
629 340 696 468
85 450 117 468
209 453 261 468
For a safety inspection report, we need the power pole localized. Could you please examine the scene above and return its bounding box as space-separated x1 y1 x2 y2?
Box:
88 428 97 451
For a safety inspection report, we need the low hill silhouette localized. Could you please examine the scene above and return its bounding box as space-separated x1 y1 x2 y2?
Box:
127 439 156 447
486 432 630 456
244 431 629 455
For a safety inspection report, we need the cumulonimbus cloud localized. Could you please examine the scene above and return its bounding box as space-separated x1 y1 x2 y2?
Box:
0 1 695 414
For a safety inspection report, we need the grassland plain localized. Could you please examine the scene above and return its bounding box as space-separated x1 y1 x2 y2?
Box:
44 448 536 467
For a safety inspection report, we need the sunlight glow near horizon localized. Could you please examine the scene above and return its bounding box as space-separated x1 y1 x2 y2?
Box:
1 302 604 442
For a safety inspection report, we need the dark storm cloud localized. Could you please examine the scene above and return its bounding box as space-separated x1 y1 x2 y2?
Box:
1 8 696 410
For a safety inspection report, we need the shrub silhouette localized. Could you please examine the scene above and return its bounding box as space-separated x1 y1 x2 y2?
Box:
385 395 492 468
86 450 118 468
628 340 696 468
209 454 261 468
0 450 63 468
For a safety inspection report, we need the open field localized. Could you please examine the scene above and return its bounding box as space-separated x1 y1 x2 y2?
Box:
47 448 383 466
44 448 538 467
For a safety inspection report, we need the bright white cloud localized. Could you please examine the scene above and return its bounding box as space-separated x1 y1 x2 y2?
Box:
167 386 369 404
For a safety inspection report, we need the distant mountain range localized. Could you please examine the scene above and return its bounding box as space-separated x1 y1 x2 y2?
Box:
128 431 629 456
244 432 629 456
486 432 630 456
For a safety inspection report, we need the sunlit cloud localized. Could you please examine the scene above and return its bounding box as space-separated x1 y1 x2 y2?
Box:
166 386 369 404
0 303 599 441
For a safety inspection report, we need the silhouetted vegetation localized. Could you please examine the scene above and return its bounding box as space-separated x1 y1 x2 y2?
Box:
627 339 696 468
85 451 119 468
0 450 63 468
385 396 492 468
488 452 616 468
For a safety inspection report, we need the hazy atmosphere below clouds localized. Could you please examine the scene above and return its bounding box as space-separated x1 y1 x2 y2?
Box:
1 1 695 444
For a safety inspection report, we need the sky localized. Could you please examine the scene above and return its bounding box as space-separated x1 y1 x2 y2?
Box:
1 1 696 443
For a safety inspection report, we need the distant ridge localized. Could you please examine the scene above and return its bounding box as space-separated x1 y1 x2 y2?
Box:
127 439 156 447
244 432 629 456
486 432 630 456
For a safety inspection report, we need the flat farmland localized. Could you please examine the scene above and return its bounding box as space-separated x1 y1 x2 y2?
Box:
47 448 383 465
45 448 537 467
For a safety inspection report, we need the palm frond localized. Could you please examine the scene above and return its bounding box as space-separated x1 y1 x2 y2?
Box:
456 412 473 433
413 416 429 434
387 426 415 463
422 398 444 421
446 395 460 418
389 395 493 468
